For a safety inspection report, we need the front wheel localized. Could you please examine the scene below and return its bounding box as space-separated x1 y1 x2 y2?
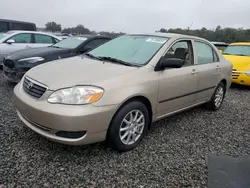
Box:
205 82 226 111
107 101 149 152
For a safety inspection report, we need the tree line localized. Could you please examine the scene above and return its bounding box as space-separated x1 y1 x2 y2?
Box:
157 26 250 43
45 22 250 43
45 21 125 37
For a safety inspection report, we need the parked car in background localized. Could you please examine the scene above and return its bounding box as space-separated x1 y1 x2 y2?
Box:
0 19 36 33
54 33 71 40
13 33 232 152
0 30 61 68
3 35 112 82
211 42 229 53
223 42 250 86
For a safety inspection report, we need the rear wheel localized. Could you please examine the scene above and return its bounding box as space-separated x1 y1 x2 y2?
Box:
205 82 226 110
107 101 149 152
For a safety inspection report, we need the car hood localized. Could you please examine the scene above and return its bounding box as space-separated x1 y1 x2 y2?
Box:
26 56 138 90
6 47 70 60
223 55 250 70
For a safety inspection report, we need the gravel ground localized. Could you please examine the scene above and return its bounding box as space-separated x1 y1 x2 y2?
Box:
0 71 249 188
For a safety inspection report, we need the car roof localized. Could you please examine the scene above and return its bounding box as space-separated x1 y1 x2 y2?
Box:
4 30 61 39
128 32 208 41
230 42 250 46
77 34 113 39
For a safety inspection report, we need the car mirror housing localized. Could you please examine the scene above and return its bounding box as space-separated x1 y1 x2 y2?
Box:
6 39 15 44
155 57 184 71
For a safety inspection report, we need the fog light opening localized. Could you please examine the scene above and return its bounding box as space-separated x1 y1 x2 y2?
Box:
55 131 87 139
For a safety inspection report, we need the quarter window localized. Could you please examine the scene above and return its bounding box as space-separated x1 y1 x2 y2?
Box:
10 33 32 43
195 41 217 64
35 34 53 44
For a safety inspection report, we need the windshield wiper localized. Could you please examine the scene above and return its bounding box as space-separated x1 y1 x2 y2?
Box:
234 54 248 56
97 56 136 67
223 53 247 56
84 53 103 61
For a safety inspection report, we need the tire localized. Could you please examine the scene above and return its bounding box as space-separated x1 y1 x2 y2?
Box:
107 101 150 152
205 82 226 111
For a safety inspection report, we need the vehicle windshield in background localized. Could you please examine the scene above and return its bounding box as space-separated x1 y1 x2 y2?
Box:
215 45 228 51
52 37 87 49
88 35 169 65
0 32 9 40
223 45 250 56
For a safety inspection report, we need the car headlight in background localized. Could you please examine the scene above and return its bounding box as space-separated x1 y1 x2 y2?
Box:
246 70 250 76
48 86 104 105
18 57 45 64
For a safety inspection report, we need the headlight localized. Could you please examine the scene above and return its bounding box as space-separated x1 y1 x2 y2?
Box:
18 57 45 64
47 86 104 105
246 71 250 76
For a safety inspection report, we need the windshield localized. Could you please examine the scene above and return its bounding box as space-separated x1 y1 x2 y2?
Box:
53 37 87 49
223 45 250 56
88 35 169 65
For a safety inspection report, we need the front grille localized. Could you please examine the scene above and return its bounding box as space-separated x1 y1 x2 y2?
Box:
23 77 47 98
3 59 15 68
232 73 240 80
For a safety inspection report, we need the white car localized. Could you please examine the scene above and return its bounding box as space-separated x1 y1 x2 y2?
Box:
0 30 61 67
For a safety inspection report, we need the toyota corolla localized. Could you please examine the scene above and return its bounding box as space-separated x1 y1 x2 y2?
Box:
14 33 232 152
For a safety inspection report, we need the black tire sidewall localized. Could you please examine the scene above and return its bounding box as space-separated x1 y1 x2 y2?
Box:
107 101 149 152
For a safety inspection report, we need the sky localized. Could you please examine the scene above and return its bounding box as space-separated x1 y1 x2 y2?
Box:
1 0 250 33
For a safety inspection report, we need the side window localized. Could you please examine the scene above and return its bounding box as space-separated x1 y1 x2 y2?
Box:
195 41 217 64
0 22 9 32
35 34 53 44
12 23 33 31
84 39 110 50
164 40 193 66
10 33 32 43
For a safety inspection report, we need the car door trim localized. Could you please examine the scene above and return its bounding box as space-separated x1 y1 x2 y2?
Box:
159 86 215 103
155 100 207 121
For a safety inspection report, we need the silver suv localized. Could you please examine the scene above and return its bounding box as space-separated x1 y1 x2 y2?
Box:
14 33 232 151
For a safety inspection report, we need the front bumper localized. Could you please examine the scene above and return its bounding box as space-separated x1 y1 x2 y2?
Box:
232 71 250 86
13 82 118 145
3 66 25 83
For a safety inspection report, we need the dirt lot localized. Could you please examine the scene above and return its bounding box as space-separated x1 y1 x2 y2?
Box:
0 71 249 188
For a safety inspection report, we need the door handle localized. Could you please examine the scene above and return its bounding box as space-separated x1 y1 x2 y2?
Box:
216 65 221 71
191 69 197 75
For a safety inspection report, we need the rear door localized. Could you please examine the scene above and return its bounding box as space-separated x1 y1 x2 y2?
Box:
193 41 221 103
34 34 55 47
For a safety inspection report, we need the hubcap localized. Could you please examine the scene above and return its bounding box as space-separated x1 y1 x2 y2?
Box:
214 86 224 107
119 110 145 145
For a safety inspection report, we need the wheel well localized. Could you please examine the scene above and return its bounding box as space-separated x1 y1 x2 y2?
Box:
221 79 227 87
109 96 153 132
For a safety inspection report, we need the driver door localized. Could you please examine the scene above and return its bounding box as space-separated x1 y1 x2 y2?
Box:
2 33 33 55
156 40 199 118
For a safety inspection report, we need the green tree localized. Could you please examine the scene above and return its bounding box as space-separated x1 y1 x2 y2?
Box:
158 26 250 43
45 22 62 32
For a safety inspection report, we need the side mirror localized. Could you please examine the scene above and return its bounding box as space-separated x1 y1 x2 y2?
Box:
159 58 184 69
80 47 92 54
6 39 15 44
